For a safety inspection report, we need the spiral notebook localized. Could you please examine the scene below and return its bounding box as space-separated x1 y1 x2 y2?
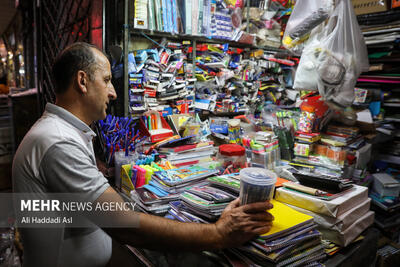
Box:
260 200 314 241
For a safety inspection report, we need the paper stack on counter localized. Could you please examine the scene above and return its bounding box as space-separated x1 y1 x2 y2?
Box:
275 185 373 247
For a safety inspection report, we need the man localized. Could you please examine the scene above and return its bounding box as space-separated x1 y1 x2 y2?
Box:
12 42 274 267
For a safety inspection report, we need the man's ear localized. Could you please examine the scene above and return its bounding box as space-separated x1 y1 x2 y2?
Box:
76 70 88 94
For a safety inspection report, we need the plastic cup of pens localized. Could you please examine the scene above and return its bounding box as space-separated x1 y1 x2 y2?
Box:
239 167 277 206
114 151 137 190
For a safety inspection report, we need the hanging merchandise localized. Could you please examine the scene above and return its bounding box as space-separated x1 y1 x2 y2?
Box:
282 0 332 55
293 0 369 107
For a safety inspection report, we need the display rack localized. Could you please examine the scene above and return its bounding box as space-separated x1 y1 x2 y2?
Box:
121 0 288 116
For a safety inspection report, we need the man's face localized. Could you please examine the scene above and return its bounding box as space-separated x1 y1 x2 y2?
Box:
85 49 117 122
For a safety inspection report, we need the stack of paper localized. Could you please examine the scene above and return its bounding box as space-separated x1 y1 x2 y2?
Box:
275 185 374 246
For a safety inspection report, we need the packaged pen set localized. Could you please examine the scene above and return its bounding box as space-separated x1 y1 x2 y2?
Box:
139 110 174 143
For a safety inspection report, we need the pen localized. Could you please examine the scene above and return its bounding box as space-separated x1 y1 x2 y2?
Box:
148 115 152 131
283 182 327 196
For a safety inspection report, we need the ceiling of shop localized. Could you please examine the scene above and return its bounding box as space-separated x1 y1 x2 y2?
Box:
0 0 17 36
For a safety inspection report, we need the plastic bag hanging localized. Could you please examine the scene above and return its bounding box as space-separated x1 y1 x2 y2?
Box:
293 0 369 107
282 0 333 55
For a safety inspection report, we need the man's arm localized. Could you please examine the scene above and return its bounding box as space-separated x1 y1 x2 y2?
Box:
40 141 273 250
94 187 274 251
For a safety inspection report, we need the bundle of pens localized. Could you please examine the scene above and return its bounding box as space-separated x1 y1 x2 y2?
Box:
140 110 174 143
97 115 147 166
141 113 160 132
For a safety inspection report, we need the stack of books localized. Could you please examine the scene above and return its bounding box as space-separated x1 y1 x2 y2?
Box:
158 140 216 167
131 187 180 215
207 174 241 195
322 125 363 148
229 200 324 266
150 165 218 194
169 185 236 222
130 165 218 215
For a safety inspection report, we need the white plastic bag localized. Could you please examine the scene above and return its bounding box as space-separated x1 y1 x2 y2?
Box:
294 0 369 107
283 0 333 55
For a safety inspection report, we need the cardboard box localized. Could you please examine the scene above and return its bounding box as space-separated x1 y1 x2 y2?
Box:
372 173 400 197
352 0 389 15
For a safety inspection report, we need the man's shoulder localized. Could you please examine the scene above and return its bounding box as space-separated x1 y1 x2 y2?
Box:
23 112 79 146
14 113 80 165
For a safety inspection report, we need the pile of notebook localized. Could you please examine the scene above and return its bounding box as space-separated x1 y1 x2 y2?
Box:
131 187 180 215
170 185 236 222
321 124 364 149
225 200 325 267
148 165 218 194
130 165 218 215
167 175 239 222
165 174 326 266
158 140 216 167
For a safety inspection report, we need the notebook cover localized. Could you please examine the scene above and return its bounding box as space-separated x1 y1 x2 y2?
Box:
260 200 314 240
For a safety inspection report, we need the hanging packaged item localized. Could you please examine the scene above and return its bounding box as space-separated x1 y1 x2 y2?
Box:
293 0 369 107
283 0 333 54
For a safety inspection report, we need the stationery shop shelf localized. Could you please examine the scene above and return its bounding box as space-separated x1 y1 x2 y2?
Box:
129 28 287 53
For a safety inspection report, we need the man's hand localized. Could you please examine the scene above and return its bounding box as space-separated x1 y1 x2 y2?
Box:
214 198 274 248
95 188 274 251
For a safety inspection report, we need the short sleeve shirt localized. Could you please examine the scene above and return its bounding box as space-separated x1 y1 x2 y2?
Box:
12 103 111 267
